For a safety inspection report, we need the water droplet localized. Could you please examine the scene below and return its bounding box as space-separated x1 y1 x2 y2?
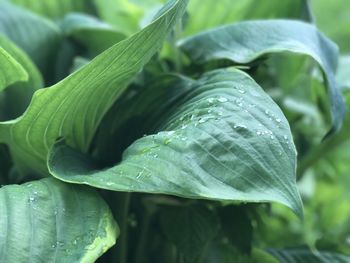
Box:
279 151 283 156
208 98 215 103
51 244 56 249
256 131 262 135
218 97 228 103
153 154 158 158
270 135 274 139
29 197 35 202
181 124 187 130
106 182 114 186
73 239 78 245
136 171 143 179
265 109 269 115
276 118 281 123
238 89 245 94
283 135 288 140
198 118 206 123
167 131 175 136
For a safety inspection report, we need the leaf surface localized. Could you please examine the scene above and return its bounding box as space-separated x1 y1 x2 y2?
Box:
0 2 62 79
0 178 118 262
49 69 303 217
179 20 346 132
0 0 188 175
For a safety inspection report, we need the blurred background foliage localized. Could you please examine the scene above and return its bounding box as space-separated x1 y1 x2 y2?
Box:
0 0 349 261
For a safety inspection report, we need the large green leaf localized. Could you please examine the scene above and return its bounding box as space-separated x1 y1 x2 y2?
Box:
49 69 303 217
179 20 346 133
0 0 188 175
268 249 350 263
0 2 62 81
183 0 311 36
0 178 118 262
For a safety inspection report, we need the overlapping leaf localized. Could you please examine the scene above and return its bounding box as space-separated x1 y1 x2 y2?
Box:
179 20 346 132
49 69 303 217
0 178 118 262
0 0 188 175
183 0 311 36
0 36 43 121
61 13 126 56
0 2 62 80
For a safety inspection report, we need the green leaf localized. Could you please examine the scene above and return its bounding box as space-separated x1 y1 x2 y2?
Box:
183 0 311 36
61 13 126 56
0 2 62 81
0 178 118 262
5 0 96 20
160 205 219 263
0 36 43 121
0 46 27 93
179 20 346 133
268 248 350 263
49 68 303 217
0 0 188 175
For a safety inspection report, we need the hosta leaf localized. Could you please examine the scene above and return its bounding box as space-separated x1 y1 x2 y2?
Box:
0 178 118 262
0 0 188 175
268 248 350 263
49 69 303 217
183 0 311 36
179 20 346 133
0 47 27 93
61 13 126 56
0 36 43 121
0 2 62 81
4 0 95 20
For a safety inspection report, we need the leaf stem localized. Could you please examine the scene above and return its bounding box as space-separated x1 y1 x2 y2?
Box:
297 127 349 179
110 192 131 263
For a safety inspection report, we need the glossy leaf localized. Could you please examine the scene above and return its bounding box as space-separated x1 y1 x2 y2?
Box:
179 20 346 132
0 0 188 175
0 178 118 262
49 69 303 217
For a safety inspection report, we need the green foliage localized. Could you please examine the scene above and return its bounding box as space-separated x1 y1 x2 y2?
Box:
0 0 349 262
